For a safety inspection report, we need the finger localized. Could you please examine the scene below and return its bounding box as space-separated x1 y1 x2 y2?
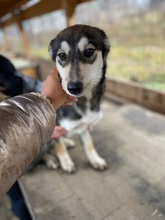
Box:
64 96 78 105
67 96 77 102
51 126 67 139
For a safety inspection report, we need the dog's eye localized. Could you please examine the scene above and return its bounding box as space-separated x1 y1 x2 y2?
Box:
58 53 67 61
84 48 94 57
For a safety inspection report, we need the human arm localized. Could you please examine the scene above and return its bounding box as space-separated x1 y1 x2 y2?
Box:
0 68 70 196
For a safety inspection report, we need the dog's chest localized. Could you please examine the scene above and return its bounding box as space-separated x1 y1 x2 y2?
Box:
60 107 102 136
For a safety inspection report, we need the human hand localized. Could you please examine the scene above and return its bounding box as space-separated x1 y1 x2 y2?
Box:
41 68 76 109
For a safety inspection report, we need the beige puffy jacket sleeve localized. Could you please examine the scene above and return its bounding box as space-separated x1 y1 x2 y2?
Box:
0 93 56 196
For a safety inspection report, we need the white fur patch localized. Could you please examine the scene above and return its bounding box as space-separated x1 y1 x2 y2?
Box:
48 46 53 59
56 61 71 94
56 41 73 95
60 109 102 136
60 41 70 55
78 37 89 52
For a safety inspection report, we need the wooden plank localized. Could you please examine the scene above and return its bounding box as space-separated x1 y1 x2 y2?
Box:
0 16 16 27
22 0 90 22
0 0 91 27
0 0 28 19
106 77 165 114
21 0 62 21
19 101 165 220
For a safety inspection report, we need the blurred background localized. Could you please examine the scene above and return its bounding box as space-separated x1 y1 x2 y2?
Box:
0 1 165 220
0 0 164 91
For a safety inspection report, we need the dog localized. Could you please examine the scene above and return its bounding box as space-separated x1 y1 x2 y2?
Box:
45 24 110 173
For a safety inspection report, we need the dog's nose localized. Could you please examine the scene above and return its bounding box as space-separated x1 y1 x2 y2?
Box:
67 81 83 95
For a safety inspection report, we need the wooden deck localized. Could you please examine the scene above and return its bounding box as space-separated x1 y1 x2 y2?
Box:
19 100 165 220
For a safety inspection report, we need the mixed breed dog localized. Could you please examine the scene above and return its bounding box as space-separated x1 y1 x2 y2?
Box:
1 24 110 173
42 24 110 173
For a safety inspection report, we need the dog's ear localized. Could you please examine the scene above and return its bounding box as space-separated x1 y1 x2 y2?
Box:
99 29 110 61
103 37 110 60
48 38 59 62
94 27 110 61
48 40 54 61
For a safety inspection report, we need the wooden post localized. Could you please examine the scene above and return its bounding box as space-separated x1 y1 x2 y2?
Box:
1 26 9 50
62 0 77 26
15 13 30 57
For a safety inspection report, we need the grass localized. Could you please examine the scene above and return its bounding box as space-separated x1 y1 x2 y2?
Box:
31 47 50 59
107 45 165 80
105 10 165 91
144 82 165 91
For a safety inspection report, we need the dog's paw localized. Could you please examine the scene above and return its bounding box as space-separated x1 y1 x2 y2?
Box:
46 159 59 169
43 154 59 169
59 155 76 173
89 154 108 170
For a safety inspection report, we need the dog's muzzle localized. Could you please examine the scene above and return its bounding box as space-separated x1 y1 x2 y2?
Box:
67 81 83 95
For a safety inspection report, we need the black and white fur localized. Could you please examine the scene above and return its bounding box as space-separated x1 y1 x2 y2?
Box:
48 24 110 173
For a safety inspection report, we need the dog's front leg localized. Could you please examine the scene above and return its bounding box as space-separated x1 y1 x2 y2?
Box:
81 130 108 170
50 138 75 173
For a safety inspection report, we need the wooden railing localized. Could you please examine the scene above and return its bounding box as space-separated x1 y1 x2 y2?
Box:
106 77 165 115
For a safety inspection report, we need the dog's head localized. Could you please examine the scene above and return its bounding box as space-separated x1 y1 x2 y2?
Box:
49 24 110 97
